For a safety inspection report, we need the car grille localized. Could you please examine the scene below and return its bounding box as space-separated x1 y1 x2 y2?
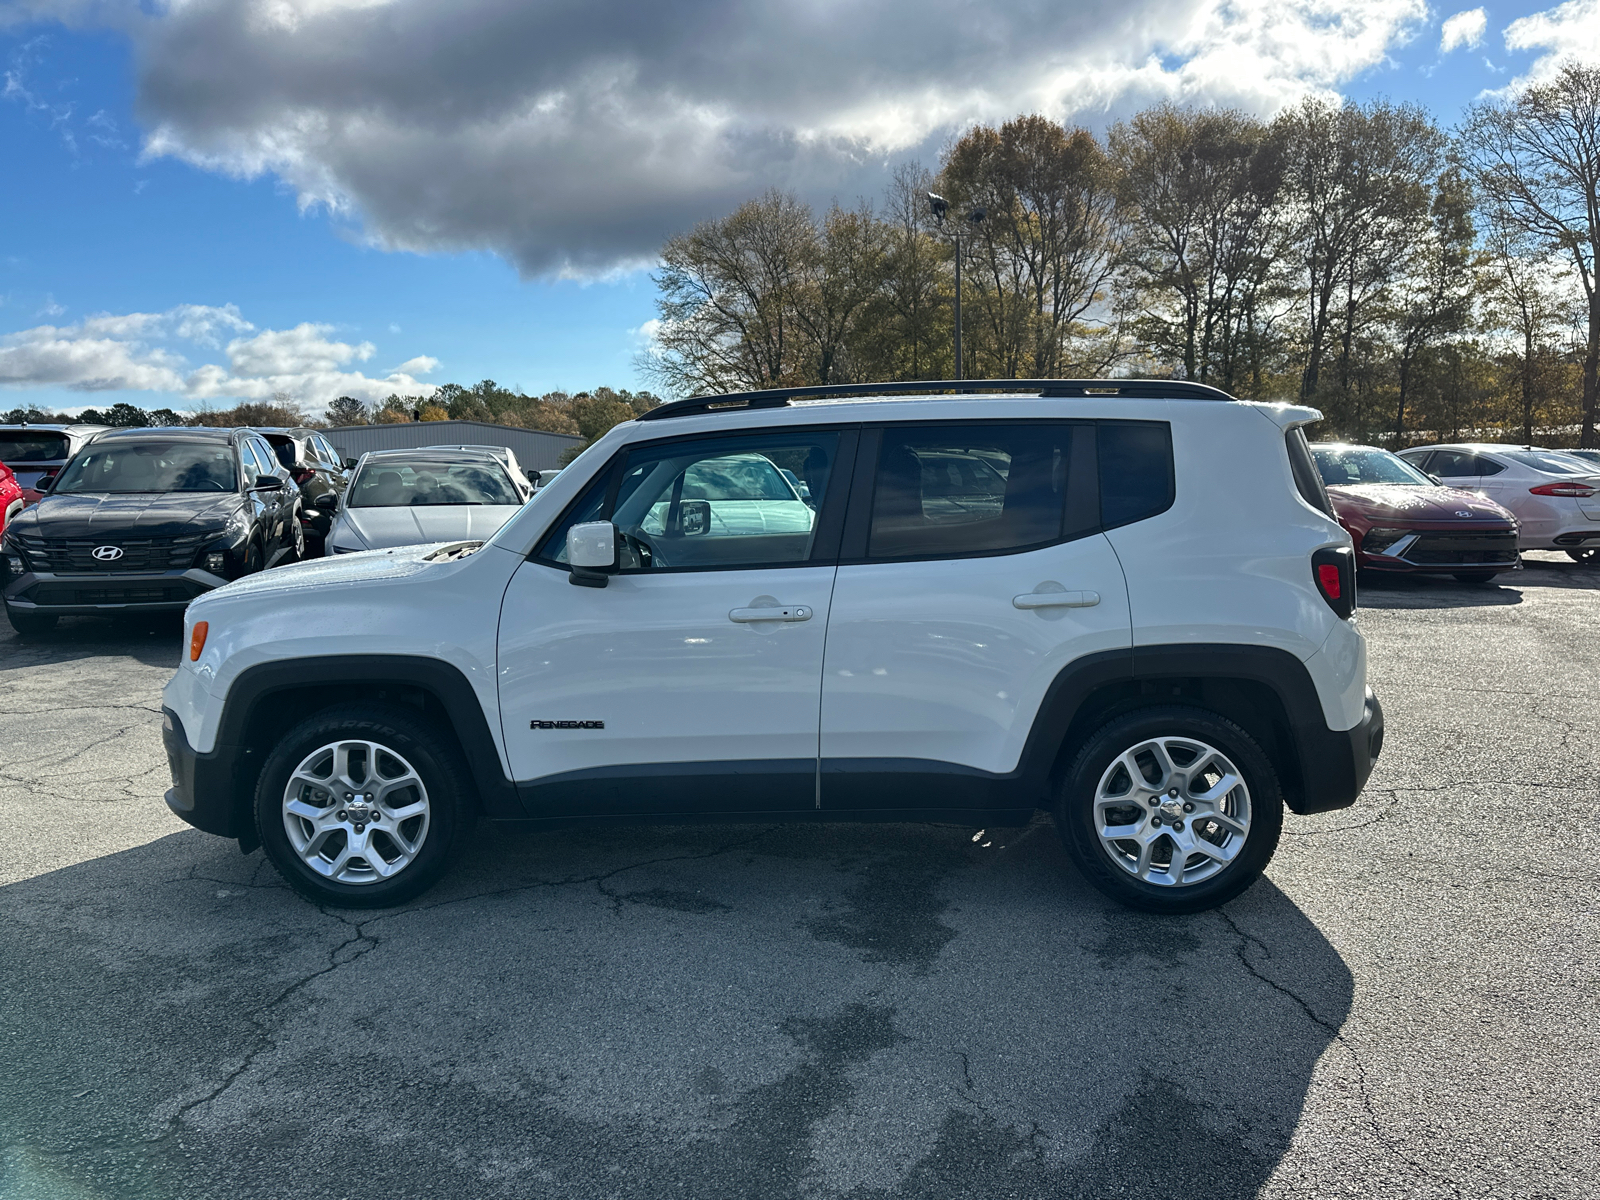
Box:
27 581 205 606
13 534 206 573
1401 533 1519 566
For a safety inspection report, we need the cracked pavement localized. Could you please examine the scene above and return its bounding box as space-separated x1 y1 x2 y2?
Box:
1 554 1596 1199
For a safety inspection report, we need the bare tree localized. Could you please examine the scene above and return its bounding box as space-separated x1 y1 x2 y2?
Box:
1464 62 1600 447
1274 99 1445 412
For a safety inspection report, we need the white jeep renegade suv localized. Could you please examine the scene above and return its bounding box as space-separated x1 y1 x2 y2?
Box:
161 380 1383 914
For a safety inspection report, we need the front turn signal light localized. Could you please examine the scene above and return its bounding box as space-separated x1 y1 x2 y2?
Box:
189 620 209 662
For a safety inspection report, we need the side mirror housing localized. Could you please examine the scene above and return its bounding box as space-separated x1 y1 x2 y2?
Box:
567 521 618 588
253 475 284 490
343 458 358 471
313 492 339 512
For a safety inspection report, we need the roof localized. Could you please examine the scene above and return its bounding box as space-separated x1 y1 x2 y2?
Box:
0 423 111 433
357 446 508 463
94 426 240 442
636 378 1238 423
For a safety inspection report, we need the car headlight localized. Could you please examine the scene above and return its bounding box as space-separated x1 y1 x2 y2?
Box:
1362 527 1409 554
204 552 227 573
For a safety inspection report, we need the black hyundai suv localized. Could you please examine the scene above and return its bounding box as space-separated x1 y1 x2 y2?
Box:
0 427 302 635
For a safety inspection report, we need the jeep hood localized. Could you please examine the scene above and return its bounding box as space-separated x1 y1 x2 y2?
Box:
189 542 458 607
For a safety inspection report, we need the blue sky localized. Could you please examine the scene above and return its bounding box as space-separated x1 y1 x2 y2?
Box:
1 0 1594 418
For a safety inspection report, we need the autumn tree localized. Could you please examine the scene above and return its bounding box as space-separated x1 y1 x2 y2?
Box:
1464 62 1600 447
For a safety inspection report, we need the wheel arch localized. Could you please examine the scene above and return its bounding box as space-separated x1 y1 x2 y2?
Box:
1028 644 1352 815
215 655 519 850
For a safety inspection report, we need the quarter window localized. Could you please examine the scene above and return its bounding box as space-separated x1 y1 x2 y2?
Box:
1099 422 1176 528
866 424 1074 559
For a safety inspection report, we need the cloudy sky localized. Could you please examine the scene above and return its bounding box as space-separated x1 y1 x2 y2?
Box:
2 0 1598 415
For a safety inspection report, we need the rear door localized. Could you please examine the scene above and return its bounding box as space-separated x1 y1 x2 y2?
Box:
497 426 854 817
819 420 1133 813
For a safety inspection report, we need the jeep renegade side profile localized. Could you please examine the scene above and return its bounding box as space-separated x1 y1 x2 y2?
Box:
161 381 1383 914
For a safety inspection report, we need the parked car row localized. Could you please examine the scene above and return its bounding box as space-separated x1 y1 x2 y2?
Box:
0 424 541 636
1310 440 1600 580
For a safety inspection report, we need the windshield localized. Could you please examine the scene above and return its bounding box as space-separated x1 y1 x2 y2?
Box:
349 459 520 507
1502 449 1595 476
0 431 69 463
1311 446 1434 487
52 441 239 493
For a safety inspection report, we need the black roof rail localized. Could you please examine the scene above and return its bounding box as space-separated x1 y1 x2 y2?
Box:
635 378 1237 422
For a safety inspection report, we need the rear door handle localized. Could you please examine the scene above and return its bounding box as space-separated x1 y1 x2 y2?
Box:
729 605 812 623
1013 590 1099 610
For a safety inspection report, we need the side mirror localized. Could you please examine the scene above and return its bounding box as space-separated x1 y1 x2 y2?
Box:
313 492 339 512
1428 474 1443 485
567 521 618 588
253 475 284 490
343 458 358 471
34 471 57 492
680 499 710 536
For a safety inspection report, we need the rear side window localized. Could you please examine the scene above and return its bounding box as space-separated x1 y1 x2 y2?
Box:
1429 450 1480 478
1100 422 1177 527
867 423 1074 559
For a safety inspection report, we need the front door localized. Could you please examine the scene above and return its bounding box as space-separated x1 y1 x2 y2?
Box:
497 426 852 817
820 420 1133 812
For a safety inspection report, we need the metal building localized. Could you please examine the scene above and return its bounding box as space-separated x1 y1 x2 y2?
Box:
323 421 584 472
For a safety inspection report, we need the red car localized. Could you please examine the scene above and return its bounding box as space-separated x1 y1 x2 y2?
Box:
0 462 21 536
1310 443 1520 583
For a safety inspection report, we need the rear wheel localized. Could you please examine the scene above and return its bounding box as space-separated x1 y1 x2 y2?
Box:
1566 548 1599 565
1452 570 1500 583
5 606 57 637
255 704 472 907
1054 706 1283 914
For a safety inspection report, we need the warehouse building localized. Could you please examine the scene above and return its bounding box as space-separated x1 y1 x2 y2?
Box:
324 420 584 471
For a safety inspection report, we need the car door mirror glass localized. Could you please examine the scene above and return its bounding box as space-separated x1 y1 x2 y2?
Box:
679 499 710 536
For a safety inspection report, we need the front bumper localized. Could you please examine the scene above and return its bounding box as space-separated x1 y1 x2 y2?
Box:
3 566 228 614
163 708 249 839
1357 529 1520 574
1290 688 1384 814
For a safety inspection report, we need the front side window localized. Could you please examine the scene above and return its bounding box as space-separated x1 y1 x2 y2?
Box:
613 432 836 570
867 424 1073 559
349 459 521 507
52 440 239 494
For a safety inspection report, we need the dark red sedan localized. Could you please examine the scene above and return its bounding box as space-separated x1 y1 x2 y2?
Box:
1310 443 1520 583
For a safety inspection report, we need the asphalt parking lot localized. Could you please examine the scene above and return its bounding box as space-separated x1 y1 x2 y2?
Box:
1 556 1596 1200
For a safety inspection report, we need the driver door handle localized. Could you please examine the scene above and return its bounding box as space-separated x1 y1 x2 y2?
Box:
729 605 812 623
1013 590 1099 609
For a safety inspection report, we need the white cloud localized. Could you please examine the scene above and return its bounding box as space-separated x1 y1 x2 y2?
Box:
1440 8 1487 53
2 0 1426 277
1505 0 1600 84
0 304 438 407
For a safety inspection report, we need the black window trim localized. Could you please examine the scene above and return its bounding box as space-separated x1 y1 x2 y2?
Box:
530 423 862 575
839 417 1130 567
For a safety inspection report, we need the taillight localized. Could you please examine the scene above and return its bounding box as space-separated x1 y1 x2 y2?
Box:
1529 482 1597 497
1312 546 1356 619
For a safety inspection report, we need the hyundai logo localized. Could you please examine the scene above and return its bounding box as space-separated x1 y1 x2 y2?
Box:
91 545 124 561
1454 511 1473 518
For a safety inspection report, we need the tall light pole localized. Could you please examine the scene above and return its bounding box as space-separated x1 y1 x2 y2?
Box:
928 193 985 379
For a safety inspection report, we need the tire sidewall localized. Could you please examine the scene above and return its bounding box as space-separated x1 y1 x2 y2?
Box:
255 705 466 907
1057 706 1284 914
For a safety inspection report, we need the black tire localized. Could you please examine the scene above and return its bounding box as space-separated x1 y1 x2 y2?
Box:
1054 706 1284 914
243 539 264 575
1566 548 1598 565
5 606 58 637
1452 570 1500 583
255 704 473 907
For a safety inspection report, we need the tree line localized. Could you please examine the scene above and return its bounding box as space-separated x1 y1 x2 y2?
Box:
643 63 1600 448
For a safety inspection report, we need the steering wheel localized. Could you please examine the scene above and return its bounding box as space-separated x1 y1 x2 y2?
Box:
619 526 666 569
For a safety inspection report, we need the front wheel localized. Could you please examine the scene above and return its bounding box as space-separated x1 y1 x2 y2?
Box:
1566 548 1598 565
1054 707 1284 914
255 704 473 907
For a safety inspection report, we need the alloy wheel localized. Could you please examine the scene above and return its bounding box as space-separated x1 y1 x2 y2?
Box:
281 739 431 884
1093 735 1252 887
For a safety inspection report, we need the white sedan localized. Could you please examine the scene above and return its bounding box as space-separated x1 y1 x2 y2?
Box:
1398 443 1600 562
326 449 528 554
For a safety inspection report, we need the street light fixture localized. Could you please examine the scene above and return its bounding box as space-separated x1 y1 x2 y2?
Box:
928 193 986 380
